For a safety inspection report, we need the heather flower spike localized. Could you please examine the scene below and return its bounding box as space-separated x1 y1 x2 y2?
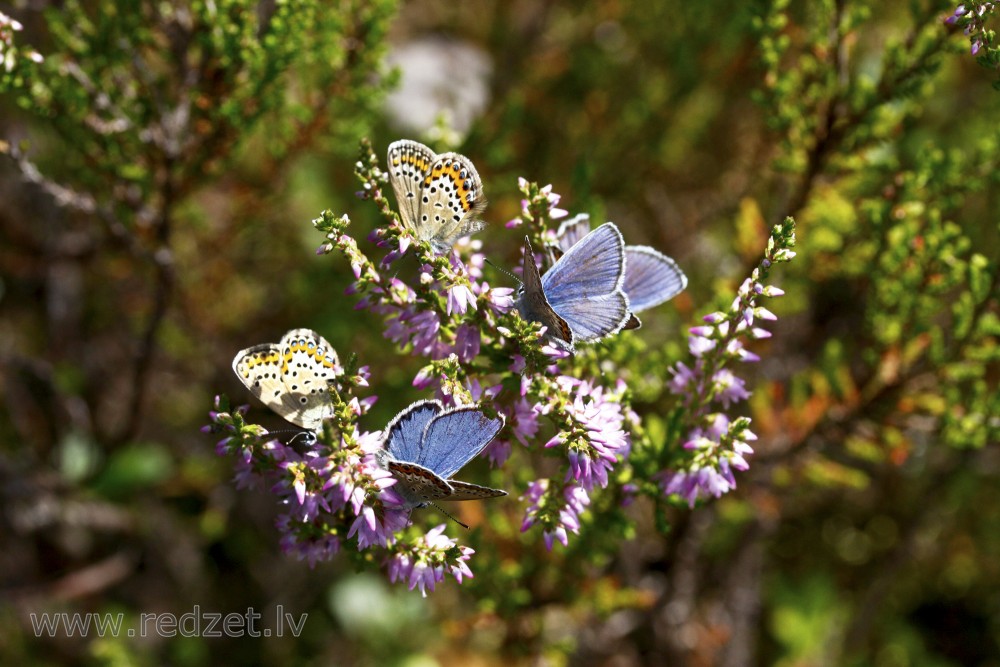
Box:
656 218 795 507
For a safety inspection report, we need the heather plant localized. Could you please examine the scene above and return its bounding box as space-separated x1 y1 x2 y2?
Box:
2 1 999 665
207 138 796 594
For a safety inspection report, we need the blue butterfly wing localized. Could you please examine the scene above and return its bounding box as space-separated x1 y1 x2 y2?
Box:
384 400 443 463
541 222 629 342
551 291 630 342
624 246 687 312
542 222 625 305
417 407 505 480
554 214 591 253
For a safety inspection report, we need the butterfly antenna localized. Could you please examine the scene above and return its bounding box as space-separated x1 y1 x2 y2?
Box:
430 503 470 530
265 429 317 447
484 257 521 286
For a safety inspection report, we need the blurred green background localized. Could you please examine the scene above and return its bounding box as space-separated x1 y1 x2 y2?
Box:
1 0 998 665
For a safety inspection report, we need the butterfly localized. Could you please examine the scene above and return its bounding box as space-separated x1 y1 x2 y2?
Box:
553 214 687 327
515 221 630 353
386 139 487 254
232 328 341 430
376 399 506 510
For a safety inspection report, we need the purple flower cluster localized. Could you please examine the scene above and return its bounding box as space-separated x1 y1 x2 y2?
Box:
387 525 475 596
206 397 411 565
655 224 795 507
542 376 630 491
506 178 569 229
520 479 592 550
352 236 513 362
947 3 998 55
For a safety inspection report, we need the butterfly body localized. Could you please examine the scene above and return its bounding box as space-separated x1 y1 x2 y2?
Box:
232 328 340 430
378 399 506 509
516 222 631 353
387 139 486 254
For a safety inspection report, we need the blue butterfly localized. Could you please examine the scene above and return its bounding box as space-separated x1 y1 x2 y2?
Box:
553 214 687 326
515 221 630 353
376 400 506 510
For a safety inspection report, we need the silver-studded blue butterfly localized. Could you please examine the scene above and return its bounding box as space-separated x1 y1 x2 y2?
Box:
386 139 487 254
376 400 506 509
515 221 630 353
232 328 341 430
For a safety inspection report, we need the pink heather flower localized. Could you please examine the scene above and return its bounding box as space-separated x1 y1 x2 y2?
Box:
509 354 526 374
520 479 549 533
557 377 629 490
269 448 335 522
408 310 441 353
703 413 729 440
381 249 404 268
541 342 571 359
484 438 512 466
348 505 408 550
728 339 760 362
412 366 437 389
446 284 476 315
387 525 475 596
464 377 502 403
520 479 591 550
388 278 416 305
454 323 481 363
232 447 264 490
548 484 591 549
276 513 341 568
656 467 735 508
484 285 515 313
668 360 699 395
510 396 540 445
397 235 411 255
689 335 716 357
712 369 751 408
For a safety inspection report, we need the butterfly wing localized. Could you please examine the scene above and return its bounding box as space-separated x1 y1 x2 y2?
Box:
515 237 575 350
418 151 486 253
383 400 444 464
445 480 507 501
231 329 340 430
624 246 688 312
233 342 289 418
387 139 437 234
553 213 592 253
416 406 505 480
541 222 630 342
385 460 455 508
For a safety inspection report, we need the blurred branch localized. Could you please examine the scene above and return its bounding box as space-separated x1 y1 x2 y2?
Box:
0 143 146 258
